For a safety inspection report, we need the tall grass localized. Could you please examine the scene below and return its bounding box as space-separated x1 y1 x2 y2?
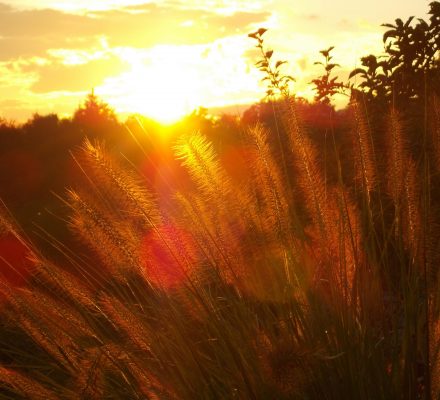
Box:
0 93 439 399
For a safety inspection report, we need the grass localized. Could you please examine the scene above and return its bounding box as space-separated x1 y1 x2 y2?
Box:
0 87 438 399
2 9 440 395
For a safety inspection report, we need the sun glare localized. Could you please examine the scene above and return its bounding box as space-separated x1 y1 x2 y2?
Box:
96 39 265 125
99 47 204 124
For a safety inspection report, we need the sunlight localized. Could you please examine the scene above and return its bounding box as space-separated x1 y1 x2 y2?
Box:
100 46 203 124
98 40 264 124
118 69 196 124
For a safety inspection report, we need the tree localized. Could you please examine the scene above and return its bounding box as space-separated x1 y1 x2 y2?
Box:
73 90 120 140
350 1 440 105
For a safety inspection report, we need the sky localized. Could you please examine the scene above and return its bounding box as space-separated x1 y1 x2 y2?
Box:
0 0 431 123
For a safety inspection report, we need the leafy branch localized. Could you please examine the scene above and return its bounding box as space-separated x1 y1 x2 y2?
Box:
310 46 347 105
248 28 295 98
349 1 440 104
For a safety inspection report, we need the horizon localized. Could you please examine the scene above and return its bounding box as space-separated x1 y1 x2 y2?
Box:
0 0 430 123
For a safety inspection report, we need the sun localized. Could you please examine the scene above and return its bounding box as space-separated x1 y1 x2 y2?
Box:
99 46 204 124
119 66 197 124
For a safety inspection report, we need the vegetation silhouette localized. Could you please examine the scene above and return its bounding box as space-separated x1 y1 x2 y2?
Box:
349 1 440 107
0 2 440 399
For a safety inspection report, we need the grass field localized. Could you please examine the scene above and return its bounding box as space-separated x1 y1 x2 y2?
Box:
1 3 440 399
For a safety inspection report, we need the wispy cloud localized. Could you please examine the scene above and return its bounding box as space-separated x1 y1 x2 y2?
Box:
0 2 270 55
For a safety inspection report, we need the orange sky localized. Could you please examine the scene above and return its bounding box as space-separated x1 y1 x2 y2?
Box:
0 1 430 123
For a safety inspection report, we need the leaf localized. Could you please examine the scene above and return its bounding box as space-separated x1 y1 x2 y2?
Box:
361 55 377 68
320 46 335 58
275 60 286 68
382 23 397 29
265 50 274 59
326 63 340 71
417 18 429 29
383 29 397 43
404 16 414 28
395 18 404 28
349 68 366 79
249 28 267 39
256 60 269 68
283 75 296 82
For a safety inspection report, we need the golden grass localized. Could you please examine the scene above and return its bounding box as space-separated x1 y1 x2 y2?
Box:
0 92 439 399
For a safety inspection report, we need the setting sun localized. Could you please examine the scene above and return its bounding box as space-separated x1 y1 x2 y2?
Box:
101 46 203 124
96 40 264 124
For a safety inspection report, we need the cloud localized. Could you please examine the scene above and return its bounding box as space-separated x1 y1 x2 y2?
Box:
2 50 127 93
0 36 100 61
0 6 83 37
0 98 27 108
0 2 270 59
89 5 270 48
0 5 104 59
0 1 269 104
29 54 129 93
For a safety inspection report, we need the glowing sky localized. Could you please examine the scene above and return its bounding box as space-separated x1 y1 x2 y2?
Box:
0 1 430 122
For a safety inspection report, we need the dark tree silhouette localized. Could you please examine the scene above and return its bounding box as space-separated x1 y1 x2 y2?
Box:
73 90 120 140
350 1 440 105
